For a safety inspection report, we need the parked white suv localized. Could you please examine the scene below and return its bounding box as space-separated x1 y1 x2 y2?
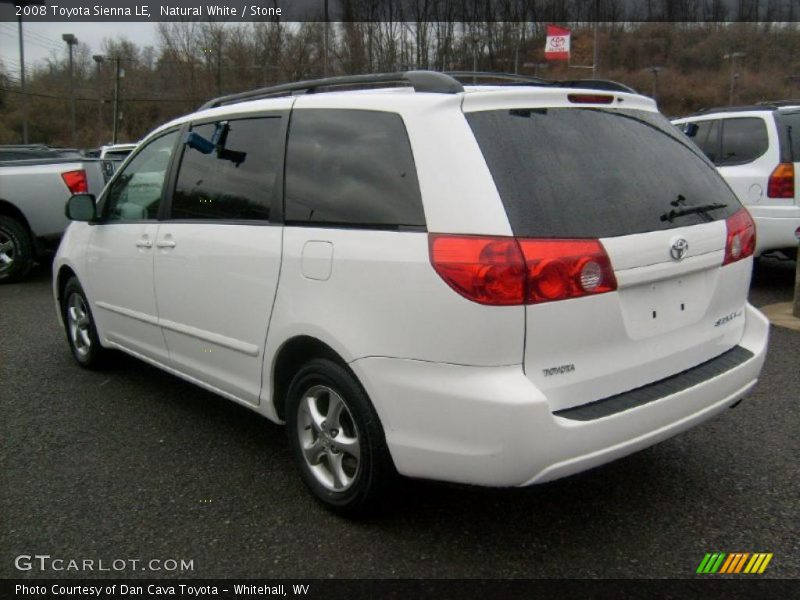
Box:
673 104 800 257
53 71 769 513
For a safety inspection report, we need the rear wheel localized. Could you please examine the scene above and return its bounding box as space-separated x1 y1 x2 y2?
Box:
62 277 111 369
0 216 33 283
286 358 395 515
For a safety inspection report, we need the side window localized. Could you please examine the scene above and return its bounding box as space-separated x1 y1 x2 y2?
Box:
171 117 282 221
284 109 425 228
103 131 179 222
685 119 720 163
719 118 769 165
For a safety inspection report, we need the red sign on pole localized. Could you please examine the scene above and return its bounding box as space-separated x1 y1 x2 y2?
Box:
545 24 571 61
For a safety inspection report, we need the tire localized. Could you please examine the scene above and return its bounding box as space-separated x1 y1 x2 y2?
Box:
0 216 33 284
61 277 111 369
286 358 395 515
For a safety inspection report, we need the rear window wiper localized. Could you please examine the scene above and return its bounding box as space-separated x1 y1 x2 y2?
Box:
660 201 728 223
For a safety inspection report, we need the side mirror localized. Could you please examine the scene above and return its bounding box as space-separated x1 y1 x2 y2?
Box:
684 123 699 138
66 194 97 222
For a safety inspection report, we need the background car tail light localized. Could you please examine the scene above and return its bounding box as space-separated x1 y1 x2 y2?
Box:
61 169 88 194
517 239 617 304
429 235 617 305
767 163 794 198
723 208 756 265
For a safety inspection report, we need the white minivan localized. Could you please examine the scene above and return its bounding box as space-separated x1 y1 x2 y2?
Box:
54 71 769 513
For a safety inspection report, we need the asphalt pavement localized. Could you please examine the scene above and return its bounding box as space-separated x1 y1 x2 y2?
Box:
1 257 798 579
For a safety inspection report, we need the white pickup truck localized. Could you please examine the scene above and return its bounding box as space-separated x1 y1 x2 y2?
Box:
0 155 106 283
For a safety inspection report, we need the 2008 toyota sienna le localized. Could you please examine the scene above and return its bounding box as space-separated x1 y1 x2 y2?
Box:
53 71 769 513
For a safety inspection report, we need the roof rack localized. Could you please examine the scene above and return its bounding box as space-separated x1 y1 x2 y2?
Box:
756 100 800 107
693 103 800 115
199 70 464 110
445 71 637 94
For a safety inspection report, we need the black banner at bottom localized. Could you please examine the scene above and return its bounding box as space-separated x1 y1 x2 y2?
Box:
2 579 798 600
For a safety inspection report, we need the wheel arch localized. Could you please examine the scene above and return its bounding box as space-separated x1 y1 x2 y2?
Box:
55 264 79 307
0 199 31 232
270 335 350 422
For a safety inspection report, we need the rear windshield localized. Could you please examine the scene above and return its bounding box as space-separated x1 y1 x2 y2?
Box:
466 108 741 239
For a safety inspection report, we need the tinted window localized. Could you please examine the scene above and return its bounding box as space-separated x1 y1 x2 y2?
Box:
171 117 282 221
284 109 425 228
683 119 720 162
778 111 800 161
719 118 768 165
467 108 739 239
104 130 179 222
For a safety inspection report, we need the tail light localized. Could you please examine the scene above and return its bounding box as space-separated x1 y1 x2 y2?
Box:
429 234 617 306
767 163 794 198
428 235 525 305
518 239 617 303
61 169 88 194
723 208 756 265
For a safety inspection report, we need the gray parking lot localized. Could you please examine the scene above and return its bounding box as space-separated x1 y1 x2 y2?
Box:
1 258 798 579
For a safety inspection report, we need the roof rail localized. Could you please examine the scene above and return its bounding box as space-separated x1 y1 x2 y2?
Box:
445 71 637 94
756 100 800 107
693 104 782 115
444 71 550 85
199 70 464 110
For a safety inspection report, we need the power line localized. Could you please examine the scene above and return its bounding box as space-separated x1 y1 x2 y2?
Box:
0 29 63 54
0 23 64 52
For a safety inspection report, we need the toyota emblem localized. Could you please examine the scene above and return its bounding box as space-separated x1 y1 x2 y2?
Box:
670 237 689 261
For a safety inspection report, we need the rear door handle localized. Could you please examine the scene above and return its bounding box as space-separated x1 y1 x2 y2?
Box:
156 240 176 248
135 239 152 248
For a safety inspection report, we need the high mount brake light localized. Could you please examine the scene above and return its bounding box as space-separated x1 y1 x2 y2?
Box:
567 94 614 104
767 163 795 199
723 208 756 265
61 169 88 194
429 234 617 306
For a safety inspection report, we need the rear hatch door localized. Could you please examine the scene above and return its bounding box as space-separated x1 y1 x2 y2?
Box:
466 100 752 411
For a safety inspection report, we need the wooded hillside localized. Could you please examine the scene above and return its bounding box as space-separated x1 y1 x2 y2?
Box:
1 20 799 146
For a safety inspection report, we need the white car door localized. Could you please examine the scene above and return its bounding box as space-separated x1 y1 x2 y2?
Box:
86 129 181 363
152 112 287 406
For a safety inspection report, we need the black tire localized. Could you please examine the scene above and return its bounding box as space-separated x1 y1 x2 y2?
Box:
61 277 111 369
0 216 33 283
285 358 396 515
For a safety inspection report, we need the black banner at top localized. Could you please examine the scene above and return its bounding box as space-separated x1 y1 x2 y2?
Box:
3 0 800 23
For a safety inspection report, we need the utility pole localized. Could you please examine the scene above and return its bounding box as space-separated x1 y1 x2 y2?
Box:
649 66 662 102
112 57 121 144
62 33 78 147
592 0 599 77
92 55 104 143
216 34 223 95
17 15 28 144
724 52 746 105
323 0 329 77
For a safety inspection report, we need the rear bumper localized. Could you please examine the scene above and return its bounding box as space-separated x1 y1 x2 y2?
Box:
747 205 800 253
350 303 769 487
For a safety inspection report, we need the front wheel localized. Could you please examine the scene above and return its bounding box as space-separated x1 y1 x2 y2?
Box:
286 358 395 515
61 277 111 369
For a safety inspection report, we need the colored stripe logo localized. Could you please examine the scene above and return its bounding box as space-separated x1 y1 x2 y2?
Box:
696 552 773 574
